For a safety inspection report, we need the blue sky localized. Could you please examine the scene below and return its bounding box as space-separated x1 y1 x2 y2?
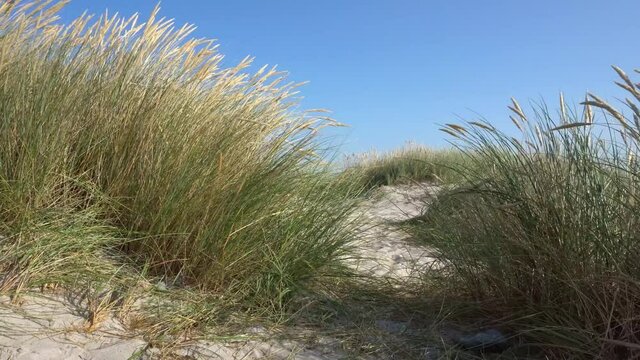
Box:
59 1 640 154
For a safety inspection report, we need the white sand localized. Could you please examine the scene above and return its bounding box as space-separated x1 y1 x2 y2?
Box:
347 182 439 280
0 183 436 359
0 295 146 360
0 294 343 360
0 294 343 359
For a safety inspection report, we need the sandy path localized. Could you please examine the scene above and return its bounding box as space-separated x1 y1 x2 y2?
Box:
348 183 438 280
0 183 436 359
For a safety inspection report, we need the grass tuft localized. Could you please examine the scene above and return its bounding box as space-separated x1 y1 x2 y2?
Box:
0 0 358 330
412 66 640 358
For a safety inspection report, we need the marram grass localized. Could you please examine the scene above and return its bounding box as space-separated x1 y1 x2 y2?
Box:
413 66 640 358
0 0 358 326
343 143 468 189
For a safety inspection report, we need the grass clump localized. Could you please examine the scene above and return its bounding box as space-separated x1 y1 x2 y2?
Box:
344 143 467 189
412 67 640 358
0 0 357 326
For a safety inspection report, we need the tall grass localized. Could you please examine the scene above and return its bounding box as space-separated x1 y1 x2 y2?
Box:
414 67 640 358
344 143 467 189
0 0 357 322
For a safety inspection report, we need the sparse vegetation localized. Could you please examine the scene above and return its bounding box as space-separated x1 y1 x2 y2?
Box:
411 67 640 358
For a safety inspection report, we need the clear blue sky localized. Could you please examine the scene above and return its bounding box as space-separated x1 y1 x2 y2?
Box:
59 1 640 154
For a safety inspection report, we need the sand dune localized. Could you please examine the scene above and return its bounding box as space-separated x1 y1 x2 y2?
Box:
0 183 435 359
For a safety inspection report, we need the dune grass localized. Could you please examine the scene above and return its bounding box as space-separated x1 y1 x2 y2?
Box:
411 67 640 358
0 0 360 335
8 1 640 358
343 143 467 189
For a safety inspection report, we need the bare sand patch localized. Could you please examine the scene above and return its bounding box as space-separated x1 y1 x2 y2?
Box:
347 182 439 281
